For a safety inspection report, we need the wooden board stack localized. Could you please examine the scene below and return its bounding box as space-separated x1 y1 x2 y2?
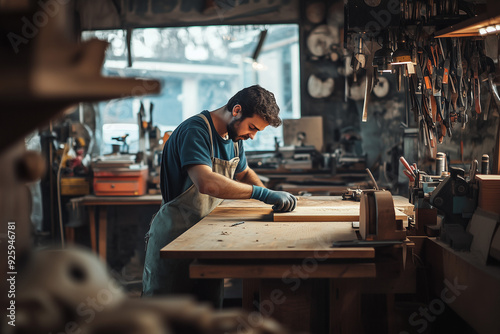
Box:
476 175 500 216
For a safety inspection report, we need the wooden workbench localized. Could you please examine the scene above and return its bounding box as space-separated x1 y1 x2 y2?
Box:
70 194 412 262
161 196 415 333
70 194 162 260
163 196 412 260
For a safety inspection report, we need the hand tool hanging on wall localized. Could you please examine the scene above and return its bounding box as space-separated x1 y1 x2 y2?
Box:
455 38 464 105
352 35 366 83
440 39 452 138
413 51 433 154
431 42 446 143
479 48 497 121
420 48 437 158
362 40 374 122
465 40 475 117
410 64 422 124
449 76 465 145
422 97 437 157
456 38 469 122
449 77 458 123
449 38 458 123
462 46 473 135
448 38 468 157
439 40 452 139
471 47 481 115
450 39 468 133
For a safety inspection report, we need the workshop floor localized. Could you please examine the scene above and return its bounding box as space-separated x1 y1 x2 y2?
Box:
116 251 144 298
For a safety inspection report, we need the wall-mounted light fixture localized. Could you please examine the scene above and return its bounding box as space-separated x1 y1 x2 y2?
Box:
479 24 500 35
435 0 500 37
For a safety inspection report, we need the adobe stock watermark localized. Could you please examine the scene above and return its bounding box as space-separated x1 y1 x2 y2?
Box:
7 0 71 54
365 0 400 37
234 235 336 332
350 0 400 55
400 277 468 334
6 222 17 327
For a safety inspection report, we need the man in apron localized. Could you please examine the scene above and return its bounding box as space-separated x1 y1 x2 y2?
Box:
142 85 297 307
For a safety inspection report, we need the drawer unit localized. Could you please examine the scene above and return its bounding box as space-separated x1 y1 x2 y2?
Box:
93 166 148 196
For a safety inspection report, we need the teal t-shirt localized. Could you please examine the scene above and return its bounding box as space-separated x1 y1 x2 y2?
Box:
160 110 247 203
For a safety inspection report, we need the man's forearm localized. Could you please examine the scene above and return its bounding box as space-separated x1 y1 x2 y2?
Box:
199 171 254 199
185 164 252 199
237 167 265 187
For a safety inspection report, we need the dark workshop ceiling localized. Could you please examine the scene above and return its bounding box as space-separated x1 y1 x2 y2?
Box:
76 0 300 30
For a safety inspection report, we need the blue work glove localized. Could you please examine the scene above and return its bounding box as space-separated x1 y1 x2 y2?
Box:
250 186 297 212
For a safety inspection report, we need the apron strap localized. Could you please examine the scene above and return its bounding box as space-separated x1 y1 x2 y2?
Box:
234 142 239 157
197 114 214 159
197 113 240 159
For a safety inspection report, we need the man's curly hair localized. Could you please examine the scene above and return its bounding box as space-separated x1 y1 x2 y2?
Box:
226 85 282 127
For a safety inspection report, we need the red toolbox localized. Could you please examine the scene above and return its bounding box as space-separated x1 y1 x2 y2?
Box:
93 165 148 196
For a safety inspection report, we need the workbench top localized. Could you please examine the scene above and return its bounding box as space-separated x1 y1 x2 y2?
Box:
160 196 413 260
161 220 374 259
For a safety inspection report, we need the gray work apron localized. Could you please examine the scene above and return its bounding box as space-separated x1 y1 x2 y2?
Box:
142 113 239 307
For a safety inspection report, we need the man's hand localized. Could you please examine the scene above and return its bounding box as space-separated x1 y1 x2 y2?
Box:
250 186 297 212
264 190 297 212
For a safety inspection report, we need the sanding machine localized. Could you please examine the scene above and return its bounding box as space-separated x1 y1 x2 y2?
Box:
334 190 407 247
359 190 407 242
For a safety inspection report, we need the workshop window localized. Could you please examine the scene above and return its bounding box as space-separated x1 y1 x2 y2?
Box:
82 24 300 154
